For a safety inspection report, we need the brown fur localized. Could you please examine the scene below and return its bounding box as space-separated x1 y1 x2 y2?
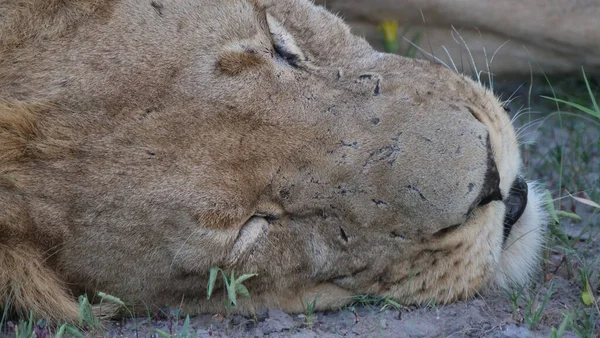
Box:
0 0 114 50
0 102 39 163
0 0 545 322
0 244 79 322
218 49 268 75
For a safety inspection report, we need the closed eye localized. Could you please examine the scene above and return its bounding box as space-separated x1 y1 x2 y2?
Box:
266 12 306 68
254 212 279 224
273 42 301 67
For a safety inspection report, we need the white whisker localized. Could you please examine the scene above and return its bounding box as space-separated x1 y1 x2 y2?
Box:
169 227 204 275
441 45 459 73
451 26 480 83
475 28 493 90
401 37 451 70
504 83 526 105
490 40 511 65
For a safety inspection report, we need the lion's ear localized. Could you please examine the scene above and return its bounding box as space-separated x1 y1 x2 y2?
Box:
266 13 307 67
217 44 268 75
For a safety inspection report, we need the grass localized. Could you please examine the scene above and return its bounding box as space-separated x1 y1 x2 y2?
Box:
302 295 319 328
549 313 570 338
1 266 257 337
380 21 423 57
350 294 403 313
499 68 600 336
1 292 134 337
502 281 554 330
2 295 103 338
569 306 598 337
206 266 257 313
155 314 191 338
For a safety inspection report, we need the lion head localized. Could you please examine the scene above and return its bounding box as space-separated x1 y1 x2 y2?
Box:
0 0 545 322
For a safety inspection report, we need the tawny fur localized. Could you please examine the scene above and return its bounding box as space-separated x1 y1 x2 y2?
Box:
0 244 79 323
0 0 545 322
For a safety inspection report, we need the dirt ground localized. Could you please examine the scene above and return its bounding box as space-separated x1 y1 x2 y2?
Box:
98 292 579 337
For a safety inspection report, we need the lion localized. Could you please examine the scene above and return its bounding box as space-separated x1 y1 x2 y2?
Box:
0 0 545 323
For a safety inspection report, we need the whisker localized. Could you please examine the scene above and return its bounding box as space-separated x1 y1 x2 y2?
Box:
41 242 68 264
401 37 452 70
502 227 544 253
451 26 480 84
420 9 437 63
475 28 493 91
169 227 205 275
490 40 511 65
505 82 526 105
514 118 547 144
514 116 545 135
441 45 459 73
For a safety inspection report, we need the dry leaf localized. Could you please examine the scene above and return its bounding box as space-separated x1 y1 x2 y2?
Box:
566 191 600 209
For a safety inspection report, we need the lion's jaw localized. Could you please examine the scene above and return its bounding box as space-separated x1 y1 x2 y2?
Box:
0 0 545 319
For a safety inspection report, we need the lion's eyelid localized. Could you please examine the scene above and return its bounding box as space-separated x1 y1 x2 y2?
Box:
266 13 306 67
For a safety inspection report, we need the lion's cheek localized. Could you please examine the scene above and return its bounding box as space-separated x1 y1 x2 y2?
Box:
492 182 546 288
377 203 504 304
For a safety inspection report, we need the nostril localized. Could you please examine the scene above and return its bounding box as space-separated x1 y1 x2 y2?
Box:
503 176 528 241
478 175 502 206
477 137 503 207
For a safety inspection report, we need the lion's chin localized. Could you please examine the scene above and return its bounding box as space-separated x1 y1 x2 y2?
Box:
492 181 546 289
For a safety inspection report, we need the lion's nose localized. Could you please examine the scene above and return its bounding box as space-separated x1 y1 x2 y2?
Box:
503 176 528 241
476 141 503 207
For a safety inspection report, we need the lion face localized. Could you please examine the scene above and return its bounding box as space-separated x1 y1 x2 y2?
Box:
0 0 544 319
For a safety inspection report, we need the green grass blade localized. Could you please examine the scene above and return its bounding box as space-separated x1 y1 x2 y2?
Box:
220 270 230 292
1 293 12 331
97 292 125 306
235 283 250 297
235 273 257 284
65 325 85 338
540 96 599 119
556 312 570 337
207 266 219 300
405 32 423 58
384 298 401 310
55 324 68 338
228 271 237 307
542 190 559 224
555 210 582 222
535 282 553 321
77 295 88 326
581 67 599 116
27 312 33 337
181 314 190 338
155 328 174 338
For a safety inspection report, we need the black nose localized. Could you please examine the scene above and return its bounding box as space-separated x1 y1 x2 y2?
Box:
503 175 528 241
477 138 503 207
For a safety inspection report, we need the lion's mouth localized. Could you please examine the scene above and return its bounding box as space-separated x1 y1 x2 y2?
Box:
502 175 528 242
